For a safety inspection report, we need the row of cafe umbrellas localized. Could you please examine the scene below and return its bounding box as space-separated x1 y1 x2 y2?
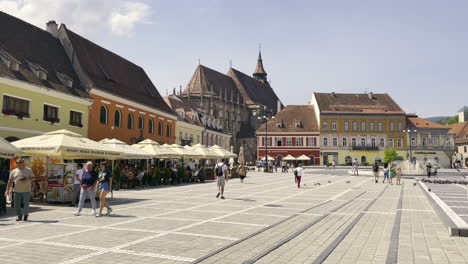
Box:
262 154 312 161
8 129 238 161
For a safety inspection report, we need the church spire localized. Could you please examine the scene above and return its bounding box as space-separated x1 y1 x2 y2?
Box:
253 46 268 83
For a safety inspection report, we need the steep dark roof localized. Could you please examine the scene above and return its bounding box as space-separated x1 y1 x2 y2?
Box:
183 65 239 99
0 12 87 98
63 26 174 114
228 67 281 110
257 105 319 133
314 92 405 114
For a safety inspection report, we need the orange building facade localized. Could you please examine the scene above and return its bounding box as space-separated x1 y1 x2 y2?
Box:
88 90 177 145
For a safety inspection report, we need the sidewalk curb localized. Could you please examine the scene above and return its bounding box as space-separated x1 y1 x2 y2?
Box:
418 180 468 237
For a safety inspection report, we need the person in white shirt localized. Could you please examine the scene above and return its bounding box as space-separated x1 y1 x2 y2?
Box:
71 163 83 206
214 159 229 199
294 163 304 188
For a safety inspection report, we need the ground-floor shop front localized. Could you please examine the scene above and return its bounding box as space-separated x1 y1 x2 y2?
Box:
321 150 407 166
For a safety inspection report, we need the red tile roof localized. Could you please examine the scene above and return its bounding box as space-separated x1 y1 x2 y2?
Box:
448 121 468 144
257 105 319 133
407 116 448 129
314 92 405 114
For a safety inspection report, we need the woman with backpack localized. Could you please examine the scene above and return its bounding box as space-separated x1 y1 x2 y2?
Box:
238 163 247 183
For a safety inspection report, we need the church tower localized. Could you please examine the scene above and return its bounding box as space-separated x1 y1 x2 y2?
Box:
253 50 268 84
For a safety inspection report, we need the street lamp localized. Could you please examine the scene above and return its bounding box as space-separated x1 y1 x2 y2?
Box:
258 115 275 173
403 128 417 163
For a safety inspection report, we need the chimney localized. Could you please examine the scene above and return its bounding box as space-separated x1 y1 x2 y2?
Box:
368 92 373 100
46 20 58 38
331 92 336 97
277 100 281 113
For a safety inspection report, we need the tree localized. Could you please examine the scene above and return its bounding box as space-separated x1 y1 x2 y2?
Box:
383 149 403 163
446 115 459 125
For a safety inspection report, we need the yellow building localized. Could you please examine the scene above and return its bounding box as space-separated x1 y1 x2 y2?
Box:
176 119 204 145
0 13 92 141
311 92 407 165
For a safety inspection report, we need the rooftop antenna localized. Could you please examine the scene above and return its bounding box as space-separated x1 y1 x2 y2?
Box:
166 89 168 95
198 57 201 65
229 59 232 68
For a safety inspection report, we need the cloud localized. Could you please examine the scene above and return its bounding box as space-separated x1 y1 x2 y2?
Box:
110 2 151 36
0 0 152 37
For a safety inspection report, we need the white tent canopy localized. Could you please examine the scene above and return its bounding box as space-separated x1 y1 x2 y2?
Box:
209 145 237 158
12 129 121 159
0 137 22 159
99 138 152 160
296 154 311 161
283 154 296 161
132 139 180 159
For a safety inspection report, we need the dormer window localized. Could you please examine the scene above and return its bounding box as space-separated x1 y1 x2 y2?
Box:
56 72 73 88
0 49 21 71
26 60 48 81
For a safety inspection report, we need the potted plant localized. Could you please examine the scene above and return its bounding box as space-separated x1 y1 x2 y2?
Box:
176 167 184 184
112 163 121 190
152 169 161 186
163 168 172 185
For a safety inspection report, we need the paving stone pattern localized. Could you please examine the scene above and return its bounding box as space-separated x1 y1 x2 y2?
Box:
1 169 468 263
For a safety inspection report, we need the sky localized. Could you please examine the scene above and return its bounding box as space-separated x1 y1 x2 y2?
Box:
1 0 467 117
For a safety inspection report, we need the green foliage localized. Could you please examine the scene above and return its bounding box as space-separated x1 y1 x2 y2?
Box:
383 149 400 163
112 163 121 184
446 115 459 125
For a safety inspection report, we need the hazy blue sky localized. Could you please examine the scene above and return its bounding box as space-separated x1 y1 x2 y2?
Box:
2 0 467 117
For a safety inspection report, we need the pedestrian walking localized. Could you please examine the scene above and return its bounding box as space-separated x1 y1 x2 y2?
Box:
396 167 402 185
97 162 113 217
353 159 359 175
214 159 229 199
238 162 247 183
389 162 396 185
383 163 389 183
332 160 336 170
434 165 438 177
70 163 83 207
5 158 33 221
294 163 304 188
426 162 432 178
74 161 98 216
372 162 379 183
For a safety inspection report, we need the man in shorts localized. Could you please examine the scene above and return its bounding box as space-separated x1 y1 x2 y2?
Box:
214 159 229 199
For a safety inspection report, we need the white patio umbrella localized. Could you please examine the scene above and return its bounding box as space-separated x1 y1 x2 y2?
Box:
260 156 275 161
99 138 152 160
12 129 121 159
186 144 223 159
209 145 237 158
132 139 180 159
237 146 245 164
283 154 296 161
0 137 22 159
296 154 311 161
166 144 200 158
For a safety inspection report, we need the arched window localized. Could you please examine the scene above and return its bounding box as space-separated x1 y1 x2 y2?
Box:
99 106 108 124
138 116 144 129
127 113 133 129
158 121 163 136
148 119 154 134
166 124 171 137
114 110 121 127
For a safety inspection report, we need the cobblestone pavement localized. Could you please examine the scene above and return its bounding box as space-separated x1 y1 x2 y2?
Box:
2 169 468 263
